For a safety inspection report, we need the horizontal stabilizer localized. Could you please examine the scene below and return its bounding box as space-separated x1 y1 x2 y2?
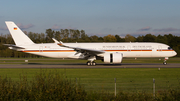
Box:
3 44 25 49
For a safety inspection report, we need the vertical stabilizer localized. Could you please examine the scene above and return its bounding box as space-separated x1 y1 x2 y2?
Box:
5 21 34 45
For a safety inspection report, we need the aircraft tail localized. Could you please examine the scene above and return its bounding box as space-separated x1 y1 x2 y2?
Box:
5 21 34 46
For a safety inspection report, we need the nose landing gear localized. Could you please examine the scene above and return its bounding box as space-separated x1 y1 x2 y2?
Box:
163 61 167 65
163 57 168 65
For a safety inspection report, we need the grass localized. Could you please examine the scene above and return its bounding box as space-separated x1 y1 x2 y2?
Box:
0 68 180 93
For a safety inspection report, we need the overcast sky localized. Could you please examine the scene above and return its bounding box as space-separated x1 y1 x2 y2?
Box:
0 0 180 37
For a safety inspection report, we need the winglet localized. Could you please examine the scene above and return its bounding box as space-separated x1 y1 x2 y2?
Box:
59 41 63 45
57 41 63 46
52 38 64 46
52 38 59 43
56 41 69 48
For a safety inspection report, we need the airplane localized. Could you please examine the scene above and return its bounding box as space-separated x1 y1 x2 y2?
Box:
4 21 177 66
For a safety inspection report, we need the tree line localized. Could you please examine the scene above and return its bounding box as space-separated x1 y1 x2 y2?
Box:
0 29 180 57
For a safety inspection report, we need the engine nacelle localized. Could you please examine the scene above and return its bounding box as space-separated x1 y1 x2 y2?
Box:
104 53 123 63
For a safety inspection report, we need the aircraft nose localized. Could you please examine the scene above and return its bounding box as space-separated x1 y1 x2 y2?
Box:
173 51 177 56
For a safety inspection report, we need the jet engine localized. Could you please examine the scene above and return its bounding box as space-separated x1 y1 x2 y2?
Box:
103 52 123 63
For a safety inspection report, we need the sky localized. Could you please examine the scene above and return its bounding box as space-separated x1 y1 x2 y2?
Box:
0 0 180 37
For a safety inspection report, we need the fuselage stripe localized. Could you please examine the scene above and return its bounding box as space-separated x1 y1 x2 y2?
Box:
157 50 174 51
21 49 174 53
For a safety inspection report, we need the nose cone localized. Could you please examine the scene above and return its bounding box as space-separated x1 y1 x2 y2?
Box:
173 51 177 56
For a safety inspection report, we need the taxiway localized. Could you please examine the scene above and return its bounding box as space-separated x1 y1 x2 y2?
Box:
0 63 179 68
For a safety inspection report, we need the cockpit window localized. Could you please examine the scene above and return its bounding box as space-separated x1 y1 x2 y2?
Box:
168 47 172 50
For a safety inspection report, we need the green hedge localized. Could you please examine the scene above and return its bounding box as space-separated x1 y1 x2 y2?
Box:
0 71 179 100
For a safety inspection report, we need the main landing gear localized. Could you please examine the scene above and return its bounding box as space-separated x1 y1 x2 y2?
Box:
86 56 96 66
87 61 96 66
163 57 168 65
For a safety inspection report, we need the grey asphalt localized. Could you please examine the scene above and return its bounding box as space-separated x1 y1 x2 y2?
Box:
0 63 179 68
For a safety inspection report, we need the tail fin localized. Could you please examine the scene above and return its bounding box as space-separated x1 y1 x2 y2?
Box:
5 21 34 45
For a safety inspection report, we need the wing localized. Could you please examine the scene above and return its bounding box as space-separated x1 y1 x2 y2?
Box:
56 41 105 57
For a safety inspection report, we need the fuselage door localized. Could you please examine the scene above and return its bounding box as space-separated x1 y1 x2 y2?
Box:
39 46 43 52
158 45 162 52
127 45 131 52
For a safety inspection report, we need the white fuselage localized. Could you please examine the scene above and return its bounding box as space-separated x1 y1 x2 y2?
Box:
18 42 177 59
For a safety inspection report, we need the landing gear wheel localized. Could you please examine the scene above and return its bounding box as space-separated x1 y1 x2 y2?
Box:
163 62 167 65
92 62 96 66
87 62 91 66
87 61 96 66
